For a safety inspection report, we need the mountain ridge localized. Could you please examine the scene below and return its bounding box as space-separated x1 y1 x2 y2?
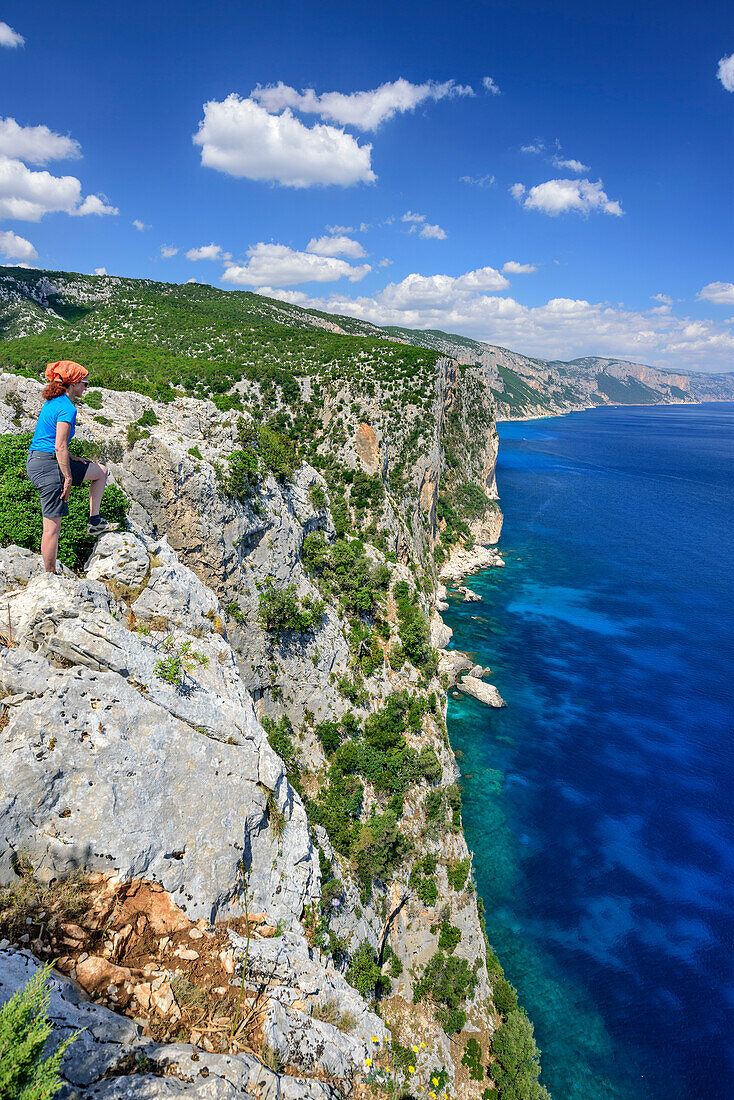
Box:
2 265 733 421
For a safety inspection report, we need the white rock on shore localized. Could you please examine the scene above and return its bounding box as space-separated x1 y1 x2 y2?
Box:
440 544 504 583
457 585 482 603
456 675 506 708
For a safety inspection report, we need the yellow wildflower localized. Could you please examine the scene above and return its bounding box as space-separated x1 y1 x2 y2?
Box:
371 1036 379 1044
430 1093 437 1099
412 1044 419 1053
365 1057 372 1068
432 1079 439 1088
408 1066 416 1074
420 1041 426 1049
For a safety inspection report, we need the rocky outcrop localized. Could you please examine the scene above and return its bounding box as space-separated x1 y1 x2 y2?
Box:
440 543 505 584
456 676 506 708
0 540 318 927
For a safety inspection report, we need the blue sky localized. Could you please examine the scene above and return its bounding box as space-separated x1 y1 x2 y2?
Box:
1 0 733 370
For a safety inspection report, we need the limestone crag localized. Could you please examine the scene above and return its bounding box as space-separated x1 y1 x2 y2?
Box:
0 536 317 926
0 364 508 1097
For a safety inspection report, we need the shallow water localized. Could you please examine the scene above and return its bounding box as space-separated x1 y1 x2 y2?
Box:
444 403 734 1100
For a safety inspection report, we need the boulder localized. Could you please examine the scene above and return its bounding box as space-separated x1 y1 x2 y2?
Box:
456 675 506 708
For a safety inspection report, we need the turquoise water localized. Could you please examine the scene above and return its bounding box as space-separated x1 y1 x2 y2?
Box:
444 403 734 1100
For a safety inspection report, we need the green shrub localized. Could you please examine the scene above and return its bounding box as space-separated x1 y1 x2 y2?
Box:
392 581 437 678
490 1010 549 1100
462 1037 485 1081
345 941 385 1001
220 448 258 502
224 600 244 623
308 483 326 510
354 807 412 895
437 921 462 954
83 390 103 409
188 445 202 460
302 532 389 614
493 975 520 1018
261 715 300 788
413 950 478 1034
0 962 80 1099
154 637 209 686
0 432 128 570
126 409 158 449
257 579 324 641
447 857 470 892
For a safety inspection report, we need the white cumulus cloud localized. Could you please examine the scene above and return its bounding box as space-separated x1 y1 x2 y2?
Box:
483 76 501 95
160 244 178 258
512 178 623 216
0 229 37 261
307 235 366 258
402 211 426 223
521 141 545 154
0 156 88 220
186 243 231 262
0 22 23 47
250 78 473 131
193 94 375 187
698 281 734 305
717 53 734 92
221 242 371 287
0 118 81 165
419 223 447 239
261 275 734 370
551 155 590 173
71 193 118 217
503 261 537 274
132 218 150 232
94 267 107 275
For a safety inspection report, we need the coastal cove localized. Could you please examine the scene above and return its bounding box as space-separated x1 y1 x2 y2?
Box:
444 403 734 1100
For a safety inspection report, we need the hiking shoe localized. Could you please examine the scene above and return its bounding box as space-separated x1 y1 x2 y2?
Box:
87 516 120 537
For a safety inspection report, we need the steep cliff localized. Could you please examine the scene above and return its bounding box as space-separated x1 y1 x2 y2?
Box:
0 354 521 1098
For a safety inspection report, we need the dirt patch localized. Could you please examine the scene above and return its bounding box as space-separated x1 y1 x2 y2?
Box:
0 871 278 1057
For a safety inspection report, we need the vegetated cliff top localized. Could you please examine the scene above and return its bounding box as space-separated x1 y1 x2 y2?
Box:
2 265 732 420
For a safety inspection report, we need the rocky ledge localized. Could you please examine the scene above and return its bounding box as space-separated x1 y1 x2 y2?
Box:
0 535 384 1097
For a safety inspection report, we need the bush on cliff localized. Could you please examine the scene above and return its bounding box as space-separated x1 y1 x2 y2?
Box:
256 579 324 641
302 531 390 614
0 432 128 570
413 950 478 1034
490 1010 549 1100
392 580 438 678
0 962 80 1099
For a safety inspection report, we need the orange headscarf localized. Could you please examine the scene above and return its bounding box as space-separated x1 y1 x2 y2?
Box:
45 360 89 385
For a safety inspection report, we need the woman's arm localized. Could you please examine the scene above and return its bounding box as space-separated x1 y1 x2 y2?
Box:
55 421 73 501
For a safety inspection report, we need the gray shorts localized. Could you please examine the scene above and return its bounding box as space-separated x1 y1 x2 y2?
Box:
26 450 90 518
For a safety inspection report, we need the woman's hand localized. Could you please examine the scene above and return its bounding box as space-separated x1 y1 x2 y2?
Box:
61 476 73 501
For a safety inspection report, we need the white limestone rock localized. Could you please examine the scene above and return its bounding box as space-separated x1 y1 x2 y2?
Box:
457 675 506 708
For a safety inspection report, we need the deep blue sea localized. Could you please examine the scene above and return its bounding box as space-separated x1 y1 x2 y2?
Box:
444 402 734 1100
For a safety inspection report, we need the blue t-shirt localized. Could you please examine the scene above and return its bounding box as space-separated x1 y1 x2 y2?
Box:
30 394 77 453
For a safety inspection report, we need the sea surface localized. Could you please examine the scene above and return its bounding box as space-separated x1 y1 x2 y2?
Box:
444 402 734 1100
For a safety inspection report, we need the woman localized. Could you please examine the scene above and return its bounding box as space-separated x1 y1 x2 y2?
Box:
26 360 118 574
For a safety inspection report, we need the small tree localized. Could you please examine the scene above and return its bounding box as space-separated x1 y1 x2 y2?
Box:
490 1010 550 1100
0 962 80 1099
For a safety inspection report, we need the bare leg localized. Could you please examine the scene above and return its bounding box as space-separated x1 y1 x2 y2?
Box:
41 517 63 573
83 461 109 515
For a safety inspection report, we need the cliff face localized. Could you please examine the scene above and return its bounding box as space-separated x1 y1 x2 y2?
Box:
0 364 507 1099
